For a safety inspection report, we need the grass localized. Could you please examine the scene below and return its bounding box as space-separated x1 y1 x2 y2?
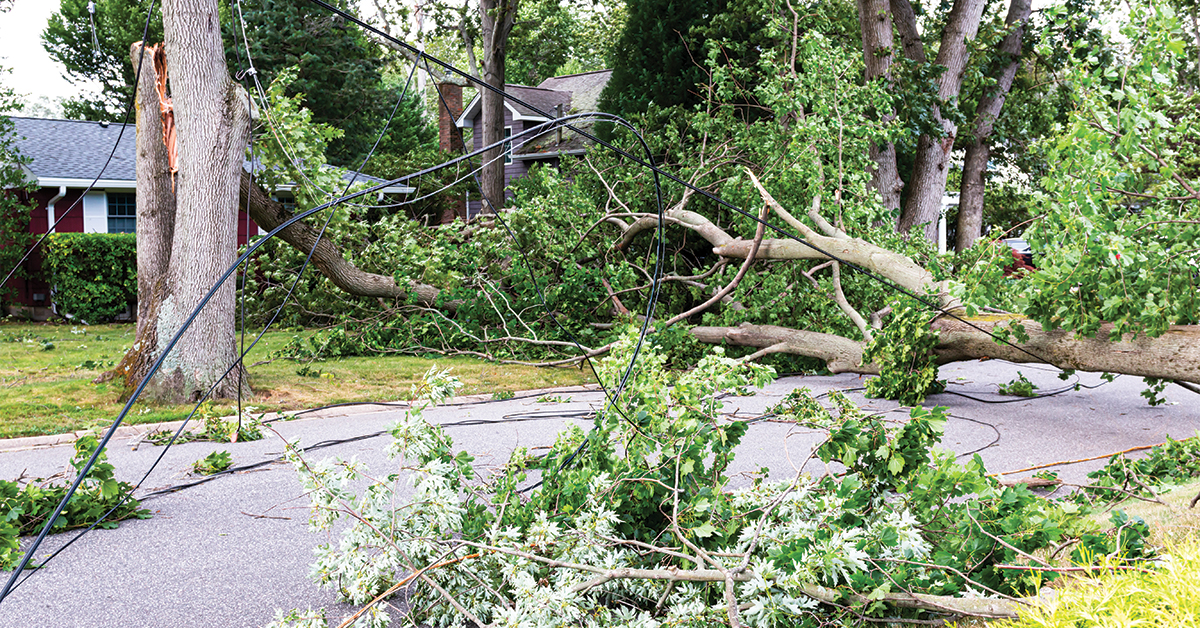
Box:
0 320 594 439
972 478 1200 628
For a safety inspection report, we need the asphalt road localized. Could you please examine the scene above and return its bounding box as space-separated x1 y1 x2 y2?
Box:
0 360 1196 628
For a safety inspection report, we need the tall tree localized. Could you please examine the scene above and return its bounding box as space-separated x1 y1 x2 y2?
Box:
104 1 252 402
479 0 519 212
224 0 406 166
42 0 165 121
954 0 1032 251
598 0 722 118
853 0 1038 243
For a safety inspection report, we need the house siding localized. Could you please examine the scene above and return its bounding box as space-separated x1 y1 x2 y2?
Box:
466 108 535 217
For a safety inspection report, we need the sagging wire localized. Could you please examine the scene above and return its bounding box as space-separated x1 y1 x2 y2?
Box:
304 0 1072 374
422 69 667 493
0 5 422 602
138 406 599 500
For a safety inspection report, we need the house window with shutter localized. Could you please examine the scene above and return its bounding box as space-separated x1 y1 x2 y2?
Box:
107 193 136 233
504 126 512 164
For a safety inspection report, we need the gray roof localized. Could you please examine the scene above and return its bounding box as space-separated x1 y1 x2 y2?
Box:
9 116 400 190
11 117 137 183
455 70 613 130
536 70 611 114
512 70 613 157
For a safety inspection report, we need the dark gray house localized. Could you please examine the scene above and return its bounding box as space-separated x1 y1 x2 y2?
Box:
452 69 612 216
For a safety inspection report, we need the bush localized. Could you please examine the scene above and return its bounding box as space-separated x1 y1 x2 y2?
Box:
44 233 136 324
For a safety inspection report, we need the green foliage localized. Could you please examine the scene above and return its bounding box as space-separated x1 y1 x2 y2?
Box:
226 0 434 166
995 535 1200 628
42 0 165 121
598 0 733 117
861 298 946 406
998 372 1038 397
145 403 264 446
274 339 1142 627
0 68 35 306
193 451 233 476
1018 2 1200 341
43 233 137 324
1081 434 1200 504
0 434 149 570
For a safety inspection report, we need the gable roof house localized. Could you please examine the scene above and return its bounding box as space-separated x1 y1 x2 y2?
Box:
448 69 611 217
2 116 409 320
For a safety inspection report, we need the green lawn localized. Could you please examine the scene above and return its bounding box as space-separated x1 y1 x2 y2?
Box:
0 321 593 439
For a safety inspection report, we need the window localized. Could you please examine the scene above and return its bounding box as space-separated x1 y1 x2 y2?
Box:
504 126 512 164
107 193 136 233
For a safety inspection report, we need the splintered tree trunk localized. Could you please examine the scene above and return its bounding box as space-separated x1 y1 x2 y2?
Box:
479 0 518 214
97 43 178 393
143 0 251 402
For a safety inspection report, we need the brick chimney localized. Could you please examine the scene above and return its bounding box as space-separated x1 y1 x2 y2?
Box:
435 82 467 223
436 82 464 153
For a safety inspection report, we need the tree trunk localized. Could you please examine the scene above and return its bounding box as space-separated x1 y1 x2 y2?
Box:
895 0 986 242
856 0 903 212
479 0 518 214
956 0 1032 252
956 140 988 251
689 318 1200 385
97 43 178 392
146 0 251 402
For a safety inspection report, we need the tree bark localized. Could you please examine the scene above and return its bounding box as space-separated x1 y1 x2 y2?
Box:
956 0 1032 252
856 0 904 212
146 0 252 402
479 0 518 214
895 0 987 242
957 141 989 250
97 43 178 392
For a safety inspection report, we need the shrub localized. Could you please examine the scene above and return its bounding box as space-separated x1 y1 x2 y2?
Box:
44 233 136 323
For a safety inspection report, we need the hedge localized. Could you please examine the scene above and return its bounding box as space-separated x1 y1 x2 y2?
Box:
44 233 137 323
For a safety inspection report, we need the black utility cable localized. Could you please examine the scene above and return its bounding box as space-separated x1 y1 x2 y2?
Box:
0 0 159 603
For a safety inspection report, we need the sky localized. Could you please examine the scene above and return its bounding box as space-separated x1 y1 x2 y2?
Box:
0 0 96 115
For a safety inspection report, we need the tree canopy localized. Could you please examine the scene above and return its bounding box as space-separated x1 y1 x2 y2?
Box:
42 0 165 121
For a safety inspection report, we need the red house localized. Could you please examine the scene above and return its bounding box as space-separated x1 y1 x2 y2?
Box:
2 116 409 320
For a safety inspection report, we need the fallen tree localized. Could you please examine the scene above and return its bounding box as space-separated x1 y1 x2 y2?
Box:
643 171 1200 385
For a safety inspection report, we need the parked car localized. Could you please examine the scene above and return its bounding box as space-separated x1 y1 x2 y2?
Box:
1002 238 1035 274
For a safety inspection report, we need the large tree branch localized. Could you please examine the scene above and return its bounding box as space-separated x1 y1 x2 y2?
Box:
238 172 448 309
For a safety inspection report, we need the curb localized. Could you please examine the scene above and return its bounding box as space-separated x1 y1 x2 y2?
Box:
0 384 604 453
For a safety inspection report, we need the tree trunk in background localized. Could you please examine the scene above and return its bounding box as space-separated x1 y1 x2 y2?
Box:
143 0 251 402
98 43 178 393
956 0 1032 252
479 0 518 214
957 141 989 250
856 0 903 212
896 0 987 242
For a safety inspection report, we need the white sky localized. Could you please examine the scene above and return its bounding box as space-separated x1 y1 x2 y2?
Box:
0 0 100 114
